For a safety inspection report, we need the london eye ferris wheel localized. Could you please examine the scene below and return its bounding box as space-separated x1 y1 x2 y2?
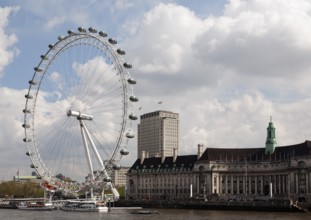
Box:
22 27 138 198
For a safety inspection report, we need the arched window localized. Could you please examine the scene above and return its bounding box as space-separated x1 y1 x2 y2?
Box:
298 161 306 168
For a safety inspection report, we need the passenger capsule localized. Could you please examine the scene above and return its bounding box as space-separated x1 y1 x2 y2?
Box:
29 80 37 85
104 177 111 182
25 94 33 99
48 44 54 49
129 113 138 120
40 55 48 60
99 31 107 37
34 67 42 72
58 35 64 41
30 164 38 169
108 38 117 44
127 78 136 84
23 138 31 142
23 109 31 114
117 49 125 55
88 27 97 33
126 131 135 138
123 62 132 68
129 96 138 102
113 164 121 170
78 27 86 33
120 149 129 155
67 30 75 35
22 123 31 128
27 152 34 157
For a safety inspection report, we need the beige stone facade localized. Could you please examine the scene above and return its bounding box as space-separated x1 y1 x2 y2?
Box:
127 141 311 202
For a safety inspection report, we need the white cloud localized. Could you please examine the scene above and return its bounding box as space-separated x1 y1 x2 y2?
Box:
172 90 311 155
44 16 66 30
0 87 32 179
125 0 311 156
195 0 311 79
0 6 19 78
110 0 134 12
2 0 311 180
127 3 204 75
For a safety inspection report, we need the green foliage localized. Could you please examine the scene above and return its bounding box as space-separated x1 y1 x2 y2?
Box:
55 173 73 182
116 186 125 198
0 181 44 198
104 186 126 198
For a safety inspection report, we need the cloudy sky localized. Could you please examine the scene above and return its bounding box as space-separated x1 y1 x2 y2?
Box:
1 0 311 180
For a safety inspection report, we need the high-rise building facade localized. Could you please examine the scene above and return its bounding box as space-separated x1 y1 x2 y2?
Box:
137 110 179 159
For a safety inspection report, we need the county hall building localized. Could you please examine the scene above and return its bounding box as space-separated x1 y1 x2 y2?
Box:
127 116 311 203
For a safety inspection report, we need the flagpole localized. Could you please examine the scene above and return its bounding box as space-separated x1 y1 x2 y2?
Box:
158 100 163 110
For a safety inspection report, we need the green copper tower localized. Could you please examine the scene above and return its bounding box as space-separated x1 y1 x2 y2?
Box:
265 117 277 155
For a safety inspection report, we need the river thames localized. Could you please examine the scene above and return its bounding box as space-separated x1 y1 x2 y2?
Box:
0 208 310 220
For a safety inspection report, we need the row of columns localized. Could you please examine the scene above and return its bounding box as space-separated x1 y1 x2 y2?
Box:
127 169 311 199
212 174 289 196
294 172 309 194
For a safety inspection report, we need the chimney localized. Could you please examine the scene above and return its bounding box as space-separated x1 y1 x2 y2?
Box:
161 149 165 163
141 151 145 164
173 148 178 163
197 144 203 159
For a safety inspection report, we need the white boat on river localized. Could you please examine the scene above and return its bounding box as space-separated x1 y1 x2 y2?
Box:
60 200 108 213
18 202 54 211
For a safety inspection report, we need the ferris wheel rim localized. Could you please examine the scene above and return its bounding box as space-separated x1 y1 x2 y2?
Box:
22 27 138 195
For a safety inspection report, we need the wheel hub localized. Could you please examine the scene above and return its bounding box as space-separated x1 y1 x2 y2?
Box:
67 110 93 120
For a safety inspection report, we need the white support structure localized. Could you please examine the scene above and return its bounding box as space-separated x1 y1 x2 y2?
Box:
80 120 95 182
80 120 109 178
68 110 120 200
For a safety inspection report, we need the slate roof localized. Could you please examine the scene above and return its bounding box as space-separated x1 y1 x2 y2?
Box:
128 140 311 172
199 140 311 162
129 155 198 173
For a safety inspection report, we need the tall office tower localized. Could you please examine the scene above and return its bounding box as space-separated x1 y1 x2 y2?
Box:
137 110 179 159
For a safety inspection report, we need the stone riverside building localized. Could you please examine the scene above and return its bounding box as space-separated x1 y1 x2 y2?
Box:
126 120 311 202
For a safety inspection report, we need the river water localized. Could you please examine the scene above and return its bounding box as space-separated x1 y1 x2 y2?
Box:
0 208 310 220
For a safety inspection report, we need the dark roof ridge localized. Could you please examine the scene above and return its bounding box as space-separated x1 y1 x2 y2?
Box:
201 140 311 150
199 140 311 161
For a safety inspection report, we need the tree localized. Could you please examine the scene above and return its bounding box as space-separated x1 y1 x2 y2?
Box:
55 173 73 182
0 181 43 198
